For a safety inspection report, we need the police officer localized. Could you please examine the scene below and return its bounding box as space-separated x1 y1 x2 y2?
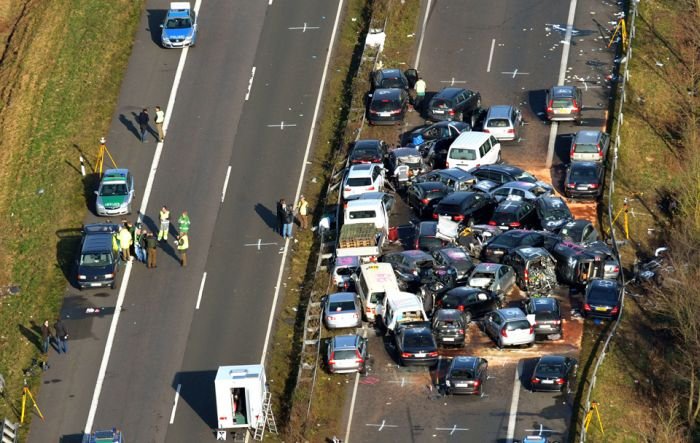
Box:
178 210 191 234
158 205 170 241
175 232 189 267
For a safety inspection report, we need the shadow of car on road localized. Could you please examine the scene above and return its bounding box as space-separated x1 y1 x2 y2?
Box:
146 9 168 46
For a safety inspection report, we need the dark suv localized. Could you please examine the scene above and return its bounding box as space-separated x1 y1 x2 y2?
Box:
488 199 538 230
370 68 417 92
76 223 120 290
435 287 500 324
381 250 437 290
545 85 583 123
433 191 496 225
522 297 563 339
368 88 409 125
481 229 560 263
407 181 449 218
432 309 467 347
427 87 482 125
583 279 621 319
445 356 488 395
469 163 543 186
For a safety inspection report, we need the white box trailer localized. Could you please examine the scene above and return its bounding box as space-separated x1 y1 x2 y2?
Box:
215 365 267 431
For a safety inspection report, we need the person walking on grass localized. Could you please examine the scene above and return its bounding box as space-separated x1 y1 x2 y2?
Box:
175 232 189 267
137 108 150 143
158 205 170 241
53 318 68 354
296 195 309 230
146 231 158 268
41 320 51 354
154 105 165 142
178 210 191 234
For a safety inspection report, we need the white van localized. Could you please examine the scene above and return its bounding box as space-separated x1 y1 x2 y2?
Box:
445 131 501 170
376 291 429 332
344 198 389 230
353 263 401 323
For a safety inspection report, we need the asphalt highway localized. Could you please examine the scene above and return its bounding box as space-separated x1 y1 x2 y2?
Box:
28 0 340 442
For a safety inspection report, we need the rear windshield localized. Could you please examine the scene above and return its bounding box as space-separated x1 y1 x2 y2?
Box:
574 143 599 153
431 99 452 109
570 168 597 181
492 211 517 224
487 118 510 128
332 350 357 360
348 210 377 220
80 253 112 267
449 148 477 161
404 333 434 347
505 320 531 330
450 368 475 378
419 237 443 249
551 98 574 108
543 208 571 221
329 301 356 312
588 287 619 304
437 203 461 214
514 171 537 183
470 272 494 280
441 294 463 307
536 363 562 375
347 177 371 187
371 99 400 112
380 78 404 89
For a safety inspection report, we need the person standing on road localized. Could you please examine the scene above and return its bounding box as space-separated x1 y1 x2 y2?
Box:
118 225 133 261
282 202 295 239
178 210 191 234
276 199 286 235
41 320 51 354
134 224 146 263
414 77 426 112
53 318 68 354
146 231 158 268
154 105 165 142
175 232 189 267
158 205 170 241
296 195 309 230
137 108 150 143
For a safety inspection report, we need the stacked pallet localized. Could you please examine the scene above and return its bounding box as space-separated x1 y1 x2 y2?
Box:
338 224 378 248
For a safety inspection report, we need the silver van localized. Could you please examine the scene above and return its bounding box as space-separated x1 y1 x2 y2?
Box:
483 307 534 348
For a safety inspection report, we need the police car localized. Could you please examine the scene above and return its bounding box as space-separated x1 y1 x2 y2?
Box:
82 428 124 443
95 169 134 216
160 2 197 48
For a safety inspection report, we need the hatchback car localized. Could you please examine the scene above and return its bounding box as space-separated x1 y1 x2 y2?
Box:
432 309 467 347
427 87 482 125
410 121 470 146
488 199 538 230
469 164 545 186
414 221 447 252
467 263 516 299
326 334 368 374
386 147 426 179
343 163 384 200
381 250 437 290
483 308 535 348
161 2 197 48
76 223 120 290
559 219 599 244
394 322 439 366
583 278 621 319
431 247 475 282
323 292 362 329
530 355 578 392
491 181 552 203
95 169 135 216
535 196 574 232
522 297 563 339
433 191 497 225
331 255 361 291
445 356 488 395
348 139 388 165
481 229 560 263
370 68 416 92
407 181 450 218
545 85 583 123
565 161 605 199
368 88 409 125
570 130 610 162
482 105 522 141
435 287 500 323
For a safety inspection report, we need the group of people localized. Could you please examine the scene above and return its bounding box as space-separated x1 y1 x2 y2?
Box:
111 207 191 268
41 318 68 355
277 195 309 239
136 105 166 143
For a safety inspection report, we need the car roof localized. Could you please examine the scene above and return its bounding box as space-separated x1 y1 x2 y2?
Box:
538 354 567 365
550 85 577 96
486 105 514 119
400 249 432 259
451 131 492 146
570 161 600 170
452 356 481 368
515 246 549 259
588 278 619 290
437 168 476 180
332 334 361 349
378 68 402 77
531 297 559 309
574 130 603 143
391 147 421 156
347 164 375 176
500 181 538 190
418 221 438 235
414 181 447 191
447 286 490 297
402 324 432 335
434 87 465 98
353 139 381 149
439 191 477 204
473 163 524 174
473 263 503 272
495 200 531 213
497 307 527 319
328 292 357 302
537 196 567 208
82 233 114 253
372 88 403 99
356 191 388 200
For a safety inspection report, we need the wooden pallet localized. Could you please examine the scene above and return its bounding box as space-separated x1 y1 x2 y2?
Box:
338 224 377 248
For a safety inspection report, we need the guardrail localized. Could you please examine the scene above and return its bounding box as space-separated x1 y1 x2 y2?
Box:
578 0 638 441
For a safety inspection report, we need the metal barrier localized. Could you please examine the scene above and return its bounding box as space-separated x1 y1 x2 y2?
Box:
578 0 638 441
1 418 19 443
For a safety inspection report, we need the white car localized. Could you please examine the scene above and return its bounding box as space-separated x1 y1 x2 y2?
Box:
343 163 384 200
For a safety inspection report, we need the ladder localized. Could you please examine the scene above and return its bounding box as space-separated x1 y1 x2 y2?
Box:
252 391 278 441
1 418 19 443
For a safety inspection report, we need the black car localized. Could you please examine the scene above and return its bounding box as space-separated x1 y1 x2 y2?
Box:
535 196 574 232
522 297 563 339
427 87 482 126
435 287 500 323
76 223 120 290
348 139 388 165
468 164 543 186
488 199 538 230
432 309 467 347
407 181 450 218
433 191 497 225
386 147 426 179
481 230 560 263
530 355 578 392
564 161 605 199
423 137 454 170
415 168 477 192
431 247 474 282
550 241 607 287
445 356 488 395
381 250 437 290
410 121 470 146
394 322 439 366
368 88 409 125
583 278 621 319
559 219 599 244
414 221 447 252
370 68 417 92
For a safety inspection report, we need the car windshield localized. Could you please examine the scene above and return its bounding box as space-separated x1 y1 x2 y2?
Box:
505 320 531 330
100 183 128 196
492 211 518 224
332 350 357 360
346 177 372 187
166 18 192 29
487 119 510 128
543 208 571 221
536 363 563 375
574 143 599 153
371 99 399 112
514 171 537 183
571 167 597 181
80 252 112 267
404 333 434 347
450 368 475 379
329 301 356 312
449 148 477 161
348 210 376 220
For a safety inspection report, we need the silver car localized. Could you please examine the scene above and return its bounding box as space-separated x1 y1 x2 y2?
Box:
491 181 552 203
483 308 535 348
326 334 368 374
324 292 362 329
482 105 522 141
468 263 516 299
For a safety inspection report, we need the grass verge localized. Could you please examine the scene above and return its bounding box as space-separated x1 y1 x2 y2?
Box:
0 0 144 432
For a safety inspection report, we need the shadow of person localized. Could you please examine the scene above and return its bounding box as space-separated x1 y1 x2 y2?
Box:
255 203 280 232
119 113 141 140
19 322 42 352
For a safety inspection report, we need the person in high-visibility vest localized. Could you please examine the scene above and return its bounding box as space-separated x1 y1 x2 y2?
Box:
178 211 191 234
175 232 189 267
158 205 170 241
296 195 309 230
118 226 133 261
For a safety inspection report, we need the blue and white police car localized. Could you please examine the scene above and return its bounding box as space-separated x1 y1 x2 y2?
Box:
160 2 197 48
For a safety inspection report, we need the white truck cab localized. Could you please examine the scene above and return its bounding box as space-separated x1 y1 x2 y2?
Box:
343 198 389 230
376 291 429 332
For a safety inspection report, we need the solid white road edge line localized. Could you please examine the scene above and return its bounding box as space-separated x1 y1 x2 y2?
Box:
546 0 578 169
413 0 432 69
221 165 232 203
245 67 256 101
259 0 345 364
487 38 496 72
506 361 523 442
343 327 367 443
83 0 202 432
169 383 182 424
196 272 207 310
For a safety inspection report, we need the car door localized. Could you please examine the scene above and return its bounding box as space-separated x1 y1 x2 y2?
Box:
485 312 500 337
501 266 516 290
404 68 418 89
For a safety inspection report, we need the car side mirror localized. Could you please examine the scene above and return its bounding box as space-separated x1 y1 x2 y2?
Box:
160 24 164 28
94 190 99 196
